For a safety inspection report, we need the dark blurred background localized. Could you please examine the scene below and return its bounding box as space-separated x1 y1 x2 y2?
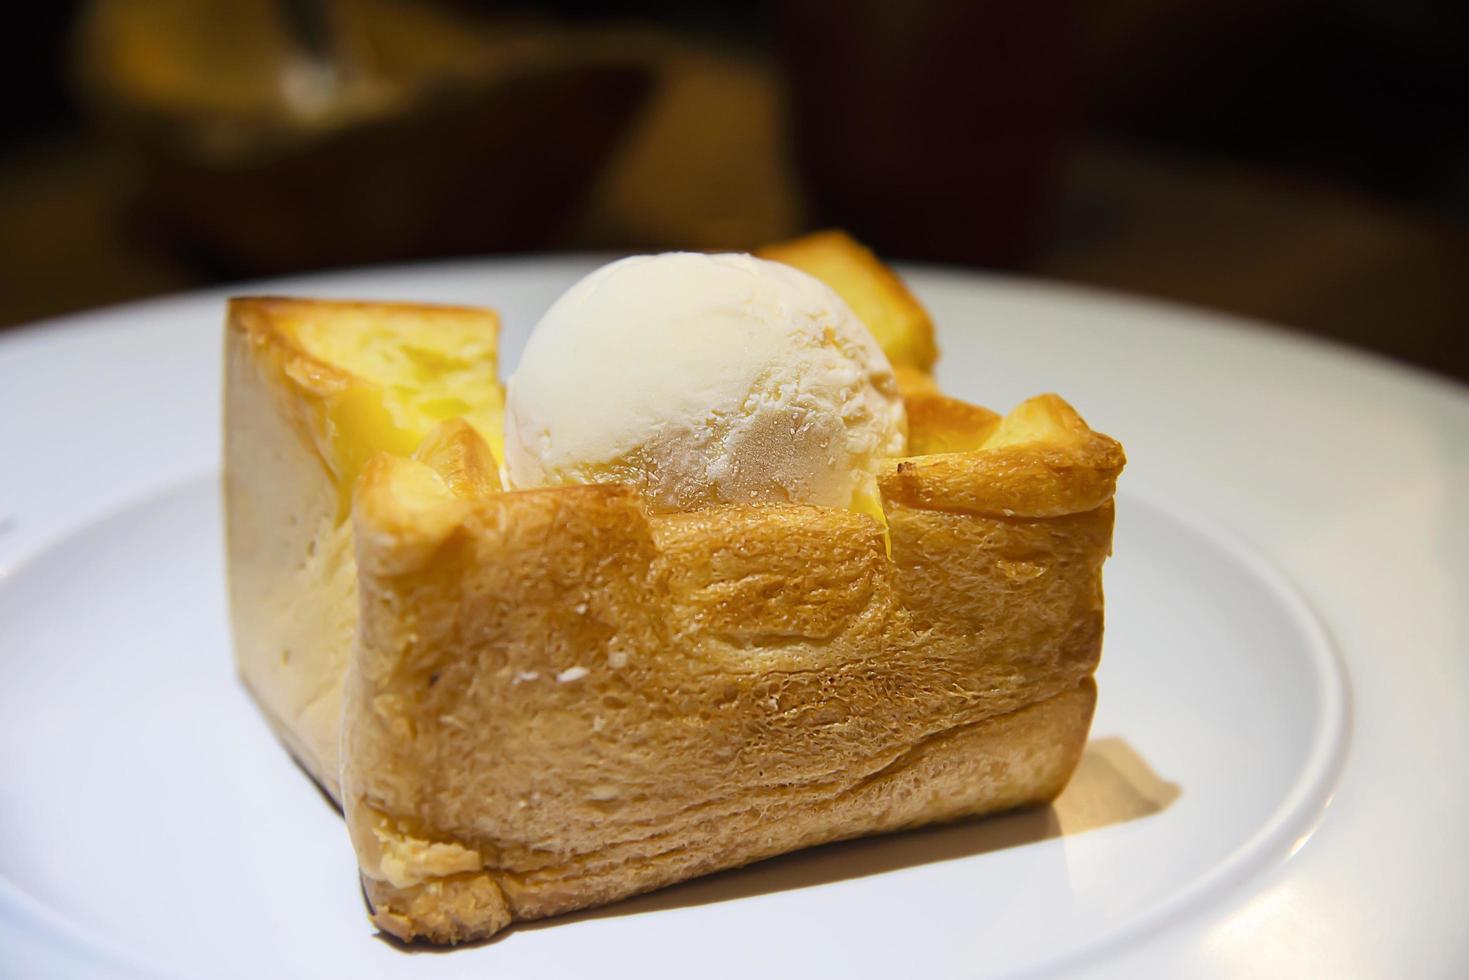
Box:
3 0 1466 380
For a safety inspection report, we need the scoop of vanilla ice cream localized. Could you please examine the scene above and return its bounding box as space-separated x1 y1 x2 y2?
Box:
503 252 906 511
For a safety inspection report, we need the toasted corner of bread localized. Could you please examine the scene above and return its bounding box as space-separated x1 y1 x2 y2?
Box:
758 230 939 371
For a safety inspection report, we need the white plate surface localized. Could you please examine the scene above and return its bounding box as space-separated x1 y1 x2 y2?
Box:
0 258 1465 977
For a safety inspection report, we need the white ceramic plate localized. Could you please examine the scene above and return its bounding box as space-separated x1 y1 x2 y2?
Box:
0 259 1465 978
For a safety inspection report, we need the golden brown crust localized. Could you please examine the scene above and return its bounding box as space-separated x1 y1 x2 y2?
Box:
224 295 1123 945
905 391 1002 454
340 403 1117 941
236 296 496 319
893 364 941 396
362 680 1095 944
881 440 1124 518
885 394 1125 518
411 419 503 498
758 230 939 370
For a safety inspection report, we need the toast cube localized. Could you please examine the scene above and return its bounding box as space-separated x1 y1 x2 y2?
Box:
758 230 939 371
224 293 1123 945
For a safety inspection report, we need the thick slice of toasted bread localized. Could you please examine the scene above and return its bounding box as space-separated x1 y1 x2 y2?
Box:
225 270 1122 943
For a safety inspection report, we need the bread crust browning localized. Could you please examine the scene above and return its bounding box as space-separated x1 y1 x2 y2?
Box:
341 401 1119 942
362 680 1096 944
757 230 939 370
224 295 1124 945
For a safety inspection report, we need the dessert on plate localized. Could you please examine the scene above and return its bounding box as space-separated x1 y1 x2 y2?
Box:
224 232 1124 943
